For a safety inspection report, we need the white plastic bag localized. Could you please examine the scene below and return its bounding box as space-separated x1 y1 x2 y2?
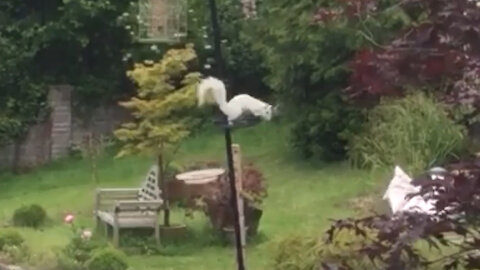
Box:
383 166 435 215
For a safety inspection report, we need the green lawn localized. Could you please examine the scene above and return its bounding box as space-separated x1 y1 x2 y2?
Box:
0 122 388 270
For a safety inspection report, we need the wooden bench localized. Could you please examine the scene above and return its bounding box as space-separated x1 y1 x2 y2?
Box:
94 166 164 247
94 188 164 247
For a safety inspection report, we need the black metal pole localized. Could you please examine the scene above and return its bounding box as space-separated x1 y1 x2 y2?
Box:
224 124 246 270
207 0 226 79
207 0 246 269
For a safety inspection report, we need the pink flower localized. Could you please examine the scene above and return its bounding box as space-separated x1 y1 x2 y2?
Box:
81 229 92 240
64 214 75 224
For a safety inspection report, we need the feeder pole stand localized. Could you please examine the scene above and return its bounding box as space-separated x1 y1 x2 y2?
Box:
207 0 246 270
208 0 226 78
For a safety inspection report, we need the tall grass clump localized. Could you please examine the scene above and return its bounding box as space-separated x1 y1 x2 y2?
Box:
348 92 467 173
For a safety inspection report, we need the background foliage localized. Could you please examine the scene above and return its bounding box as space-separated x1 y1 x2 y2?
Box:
349 92 467 173
187 0 269 97
245 0 411 161
346 0 480 127
0 0 134 145
3 0 478 167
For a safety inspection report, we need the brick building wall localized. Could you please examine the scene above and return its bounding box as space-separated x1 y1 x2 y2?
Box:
0 85 130 171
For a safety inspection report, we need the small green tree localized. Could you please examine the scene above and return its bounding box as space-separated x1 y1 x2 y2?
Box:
80 132 109 187
114 44 201 227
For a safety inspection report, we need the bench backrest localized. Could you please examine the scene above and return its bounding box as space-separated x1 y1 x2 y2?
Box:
138 165 162 201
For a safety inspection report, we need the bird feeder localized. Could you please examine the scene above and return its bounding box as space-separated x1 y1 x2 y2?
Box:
240 0 257 18
136 0 188 43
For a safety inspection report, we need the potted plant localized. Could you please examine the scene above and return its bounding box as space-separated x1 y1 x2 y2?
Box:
241 165 267 236
203 163 268 237
114 44 201 240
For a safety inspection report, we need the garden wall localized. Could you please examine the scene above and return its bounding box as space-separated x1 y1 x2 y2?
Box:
0 85 130 172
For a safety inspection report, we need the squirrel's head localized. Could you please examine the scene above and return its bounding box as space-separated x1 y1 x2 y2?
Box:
261 104 282 121
261 105 273 121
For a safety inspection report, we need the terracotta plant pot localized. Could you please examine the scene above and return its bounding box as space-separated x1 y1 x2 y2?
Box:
222 226 249 245
206 203 263 236
245 207 263 236
206 203 227 230
159 224 188 241
200 163 267 238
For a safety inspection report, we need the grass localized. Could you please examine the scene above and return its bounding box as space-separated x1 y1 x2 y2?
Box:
0 122 388 270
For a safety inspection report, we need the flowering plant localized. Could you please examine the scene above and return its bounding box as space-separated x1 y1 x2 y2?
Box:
63 214 92 241
56 213 103 269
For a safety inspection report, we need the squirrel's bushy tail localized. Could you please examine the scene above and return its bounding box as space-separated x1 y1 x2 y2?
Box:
197 77 227 107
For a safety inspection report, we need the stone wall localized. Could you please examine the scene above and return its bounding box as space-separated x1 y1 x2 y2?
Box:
0 85 130 171
49 85 72 160
14 122 52 170
0 144 16 171
71 104 130 147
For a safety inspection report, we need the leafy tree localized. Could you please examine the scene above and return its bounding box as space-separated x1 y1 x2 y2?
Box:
346 0 480 126
245 0 410 161
114 44 201 227
0 0 134 145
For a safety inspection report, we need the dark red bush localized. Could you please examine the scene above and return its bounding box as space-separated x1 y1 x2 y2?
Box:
322 156 480 269
346 0 480 114
203 163 267 233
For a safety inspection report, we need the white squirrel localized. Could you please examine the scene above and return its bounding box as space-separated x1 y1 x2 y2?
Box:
197 76 275 123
